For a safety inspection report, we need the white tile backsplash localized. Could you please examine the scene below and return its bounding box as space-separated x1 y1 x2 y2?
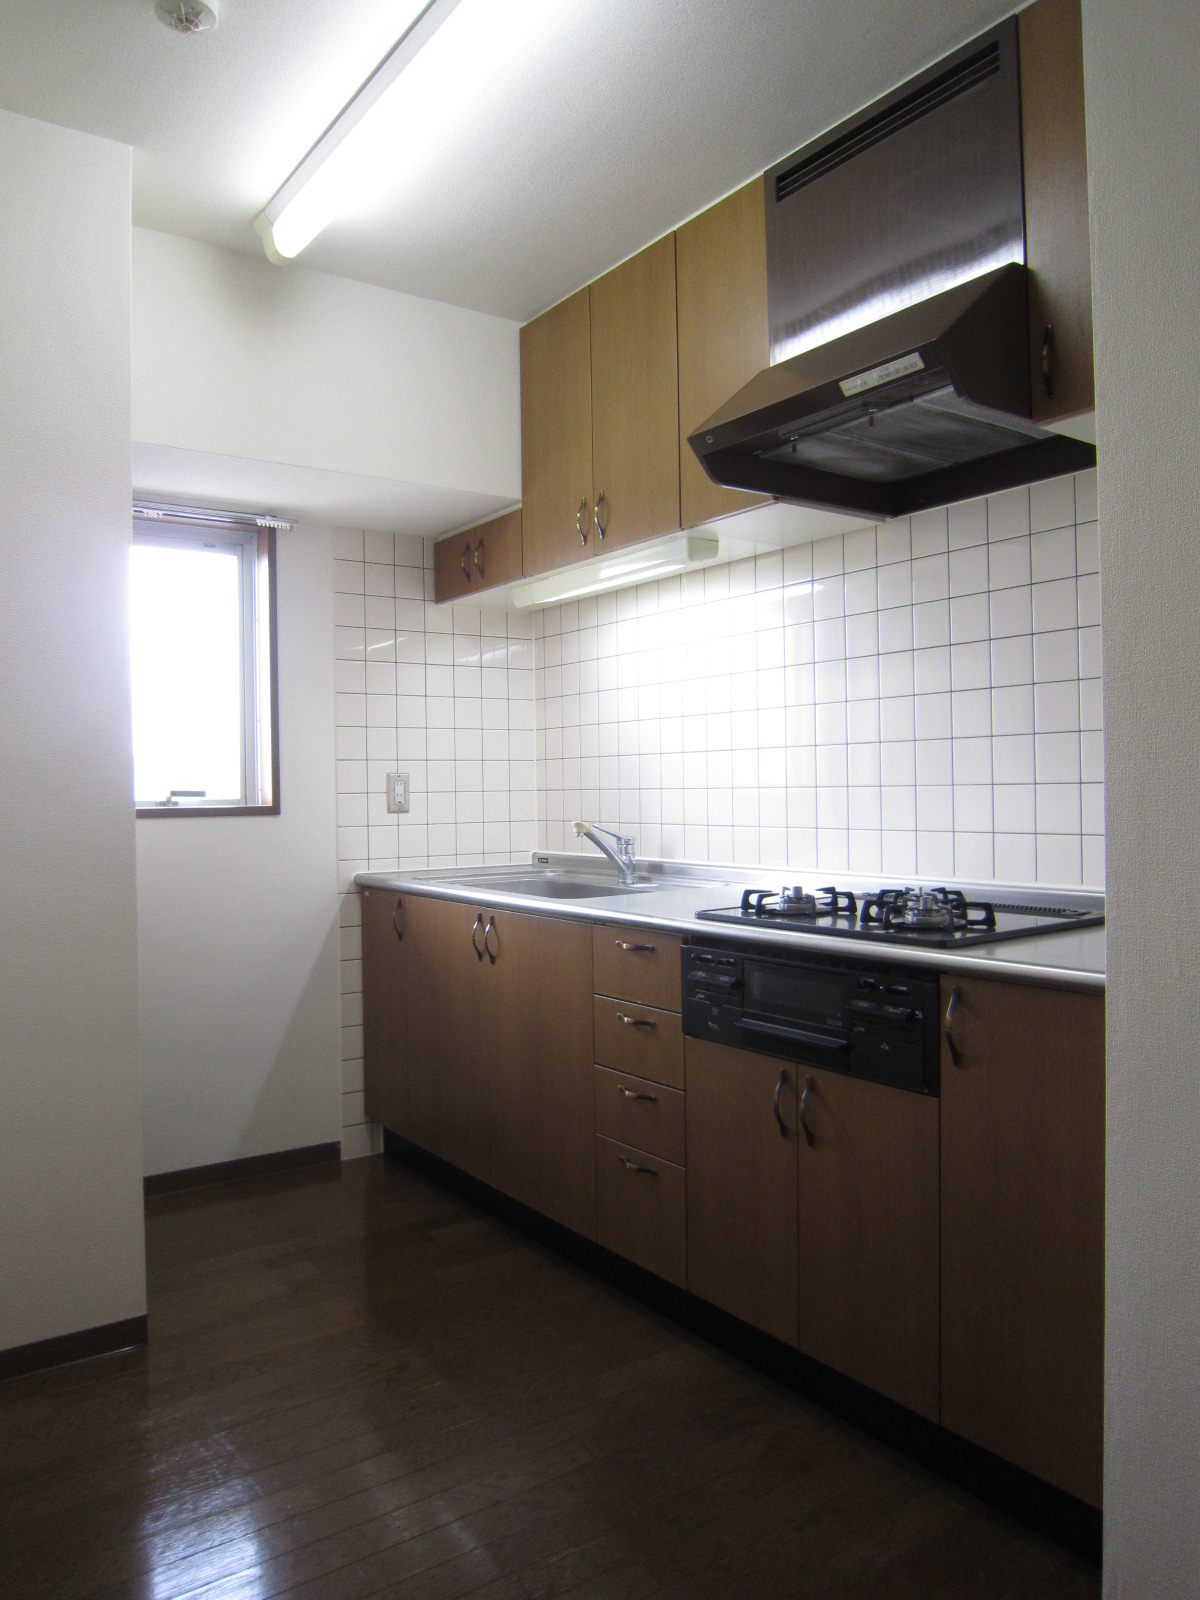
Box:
536 471 1102 893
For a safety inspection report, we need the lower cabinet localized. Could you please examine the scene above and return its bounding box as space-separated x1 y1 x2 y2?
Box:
685 1038 799 1347
595 1135 687 1288
402 893 595 1236
797 1069 940 1421
940 975 1104 1507
361 886 408 1137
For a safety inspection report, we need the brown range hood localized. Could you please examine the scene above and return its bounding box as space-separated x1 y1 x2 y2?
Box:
688 263 1095 520
689 20 1096 521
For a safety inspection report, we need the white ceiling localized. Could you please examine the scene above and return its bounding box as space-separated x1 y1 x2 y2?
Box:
1 0 1020 324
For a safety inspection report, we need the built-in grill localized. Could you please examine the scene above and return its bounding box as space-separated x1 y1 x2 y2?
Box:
696 884 1103 949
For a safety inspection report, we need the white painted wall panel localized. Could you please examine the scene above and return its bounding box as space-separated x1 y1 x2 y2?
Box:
0 108 145 1350
1083 3 1200 1594
137 521 340 1177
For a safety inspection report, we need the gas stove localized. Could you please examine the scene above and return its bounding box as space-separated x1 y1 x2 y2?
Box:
695 883 1104 948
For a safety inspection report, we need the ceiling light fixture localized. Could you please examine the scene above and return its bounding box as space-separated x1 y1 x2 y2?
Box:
255 0 464 263
255 0 567 264
155 1 216 34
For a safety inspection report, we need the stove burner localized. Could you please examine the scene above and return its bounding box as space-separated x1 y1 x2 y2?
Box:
859 886 997 935
739 885 858 920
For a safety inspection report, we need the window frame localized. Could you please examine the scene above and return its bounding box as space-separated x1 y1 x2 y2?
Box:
132 510 280 820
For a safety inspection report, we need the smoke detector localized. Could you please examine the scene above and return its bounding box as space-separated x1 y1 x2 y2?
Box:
156 2 216 33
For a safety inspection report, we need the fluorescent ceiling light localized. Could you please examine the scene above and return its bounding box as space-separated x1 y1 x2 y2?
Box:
256 0 566 262
510 535 722 609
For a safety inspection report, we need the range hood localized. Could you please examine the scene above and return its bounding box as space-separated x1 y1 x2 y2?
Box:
690 21 1096 520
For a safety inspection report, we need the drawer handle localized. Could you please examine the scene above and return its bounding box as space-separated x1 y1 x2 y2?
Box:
618 1155 658 1177
614 940 655 953
577 497 589 546
483 914 498 965
617 1084 658 1104
461 543 472 581
945 985 962 1065
392 898 404 943
471 912 485 962
474 537 485 578
615 1012 656 1030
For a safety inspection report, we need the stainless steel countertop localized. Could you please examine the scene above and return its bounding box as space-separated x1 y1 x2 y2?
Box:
355 857 1106 993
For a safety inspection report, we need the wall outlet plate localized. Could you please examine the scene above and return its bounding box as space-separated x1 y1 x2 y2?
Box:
386 772 409 814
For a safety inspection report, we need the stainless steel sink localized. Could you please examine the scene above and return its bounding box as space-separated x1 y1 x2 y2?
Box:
451 871 653 899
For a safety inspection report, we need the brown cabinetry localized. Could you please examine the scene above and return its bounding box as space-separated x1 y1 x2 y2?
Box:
360 887 408 1137
432 508 523 603
398 894 595 1236
595 1136 687 1288
519 240 681 576
1020 0 1094 421
940 974 1104 1506
797 1070 940 1420
592 924 682 1013
685 1037 799 1346
676 180 770 529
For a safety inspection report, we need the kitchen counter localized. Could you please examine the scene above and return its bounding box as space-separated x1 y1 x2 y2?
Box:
355 858 1105 993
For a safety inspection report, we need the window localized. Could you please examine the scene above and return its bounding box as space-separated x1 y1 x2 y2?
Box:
130 505 281 815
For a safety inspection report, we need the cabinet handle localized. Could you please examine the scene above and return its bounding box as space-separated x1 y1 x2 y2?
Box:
945 985 962 1065
617 1084 657 1103
618 1155 658 1176
576 497 589 546
614 940 655 953
461 543 472 581
615 1012 656 1029
392 898 404 943
474 537 485 578
799 1074 815 1147
471 912 485 962
1040 323 1056 399
594 490 608 541
774 1067 790 1139
483 914 498 965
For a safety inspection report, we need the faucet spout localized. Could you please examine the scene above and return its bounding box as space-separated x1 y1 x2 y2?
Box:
573 821 638 886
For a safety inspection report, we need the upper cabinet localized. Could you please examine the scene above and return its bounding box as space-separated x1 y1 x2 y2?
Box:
675 180 770 529
589 234 681 553
520 241 681 576
519 288 594 576
433 507 523 604
1020 0 1094 421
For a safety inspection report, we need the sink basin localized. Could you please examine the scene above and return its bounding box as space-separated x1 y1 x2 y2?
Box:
451 871 652 900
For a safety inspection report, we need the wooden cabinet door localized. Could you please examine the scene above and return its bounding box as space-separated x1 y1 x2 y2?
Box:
940 975 1104 1506
519 288 594 576
432 509 523 603
685 1038 798 1346
404 895 492 1184
589 233 681 552
360 887 408 1136
797 1071 940 1421
486 909 595 1238
676 180 770 529
1020 0 1094 421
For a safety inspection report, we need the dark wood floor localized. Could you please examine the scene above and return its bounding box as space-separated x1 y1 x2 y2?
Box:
0 1156 1100 1600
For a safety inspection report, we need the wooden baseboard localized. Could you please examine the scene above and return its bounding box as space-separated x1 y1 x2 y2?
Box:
144 1141 341 1197
0 1314 148 1383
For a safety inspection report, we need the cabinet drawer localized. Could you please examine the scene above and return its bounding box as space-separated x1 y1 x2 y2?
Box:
593 996 684 1089
595 1136 686 1288
593 925 682 1011
594 1066 685 1165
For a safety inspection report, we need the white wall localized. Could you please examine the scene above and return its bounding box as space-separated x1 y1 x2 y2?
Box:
137 521 341 1176
0 109 146 1350
131 228 521 512
1083 3 1200 1594
536 473 1103 888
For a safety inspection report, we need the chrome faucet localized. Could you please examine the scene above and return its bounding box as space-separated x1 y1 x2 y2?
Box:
573 821 638 886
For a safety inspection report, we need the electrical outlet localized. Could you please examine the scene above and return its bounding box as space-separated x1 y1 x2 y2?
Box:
386 772 410 814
